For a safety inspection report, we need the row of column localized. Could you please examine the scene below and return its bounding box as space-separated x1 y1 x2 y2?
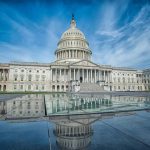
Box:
52 68 112 83
0 69 9 81
57 50 90 60
55 124 91 136
71 68 111 83
51 98 111 113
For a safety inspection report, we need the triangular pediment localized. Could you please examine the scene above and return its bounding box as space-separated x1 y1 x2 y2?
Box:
70 60 100 67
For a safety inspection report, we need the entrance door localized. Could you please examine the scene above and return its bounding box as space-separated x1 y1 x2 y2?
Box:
80 77 83 83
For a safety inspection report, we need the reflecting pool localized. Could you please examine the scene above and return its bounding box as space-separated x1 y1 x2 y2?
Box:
0 92 150 150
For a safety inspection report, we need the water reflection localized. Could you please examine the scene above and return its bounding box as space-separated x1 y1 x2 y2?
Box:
52 115 94 150
0 93 150 150
0 93 150 119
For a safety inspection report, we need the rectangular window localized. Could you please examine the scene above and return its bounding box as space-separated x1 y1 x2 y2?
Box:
28 85 31 90
36 75 40 81
21 75 24 81
14 85 17 90
14 75 17 81
42 75 45 81
36 85 38 90
20 85 23 90
28 75 32 81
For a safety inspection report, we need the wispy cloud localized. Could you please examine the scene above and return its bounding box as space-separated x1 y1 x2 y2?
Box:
93 3 150 69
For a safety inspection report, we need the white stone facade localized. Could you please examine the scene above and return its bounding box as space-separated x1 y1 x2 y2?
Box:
0 16 149 92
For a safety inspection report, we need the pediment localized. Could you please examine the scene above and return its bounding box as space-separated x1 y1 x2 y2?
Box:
70 60 99 67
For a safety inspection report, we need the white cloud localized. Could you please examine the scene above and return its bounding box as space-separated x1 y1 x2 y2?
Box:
93 4 150 69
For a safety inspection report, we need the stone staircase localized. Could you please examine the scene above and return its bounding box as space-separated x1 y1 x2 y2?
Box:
80 83 105 92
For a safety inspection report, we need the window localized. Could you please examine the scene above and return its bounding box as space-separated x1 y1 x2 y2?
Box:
128 78 130 83
36 85 38 90
20 85 23 90
20 75 24 81
28 75 32 81
14 85 17 90
28 85 31 90
37 70 39 73
42 85 44 90
42 75 45 81
14 75 17 81
132 78 134 83
21 70 24 72
36 75 40 81
123 77 125 83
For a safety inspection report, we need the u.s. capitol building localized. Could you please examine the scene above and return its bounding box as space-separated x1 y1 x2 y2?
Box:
0 16 150 92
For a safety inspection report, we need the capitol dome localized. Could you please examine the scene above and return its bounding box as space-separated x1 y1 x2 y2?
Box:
55 15 92 62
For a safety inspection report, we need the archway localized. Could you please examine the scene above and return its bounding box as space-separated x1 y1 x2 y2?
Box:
57 85 60 92
52 85 55 92
62 85 64 91
3 85 6 91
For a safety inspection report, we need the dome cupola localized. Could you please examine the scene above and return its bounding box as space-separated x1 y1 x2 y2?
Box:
55 14 92 62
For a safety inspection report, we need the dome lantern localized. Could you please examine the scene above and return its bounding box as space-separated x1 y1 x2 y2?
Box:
70 14 76 28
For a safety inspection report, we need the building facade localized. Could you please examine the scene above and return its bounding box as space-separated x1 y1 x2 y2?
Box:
0 16 150 92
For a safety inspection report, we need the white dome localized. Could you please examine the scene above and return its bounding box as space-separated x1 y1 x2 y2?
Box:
61 27 86 40
55 15 92 62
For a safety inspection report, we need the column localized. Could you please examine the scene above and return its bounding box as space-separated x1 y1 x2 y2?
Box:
82 69 84 82
2 69 4 81
108 71 110 83
95 69 96 83
77 69 80 80
69 50 70 58
91 69 92 83
106 71 107 83
110 71 112 83
87 69 88 82
60 69 62 81
72 51 74 58
98 70 100 81
68 68 71 80
83 51 85 59
50 69 52 81
56 68 58 81
64 69 66 81
104 70 105 81
74 69 75 80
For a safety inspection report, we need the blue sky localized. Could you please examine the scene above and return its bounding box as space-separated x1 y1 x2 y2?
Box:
0 0 150 69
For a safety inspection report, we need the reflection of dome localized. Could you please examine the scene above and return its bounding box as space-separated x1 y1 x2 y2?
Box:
55 15 92 62
54 120 93 150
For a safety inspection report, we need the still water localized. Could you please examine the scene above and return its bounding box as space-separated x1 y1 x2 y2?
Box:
0 93 150 150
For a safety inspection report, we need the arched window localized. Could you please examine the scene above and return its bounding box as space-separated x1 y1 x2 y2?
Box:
57 85 60 91
52 85 55 91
